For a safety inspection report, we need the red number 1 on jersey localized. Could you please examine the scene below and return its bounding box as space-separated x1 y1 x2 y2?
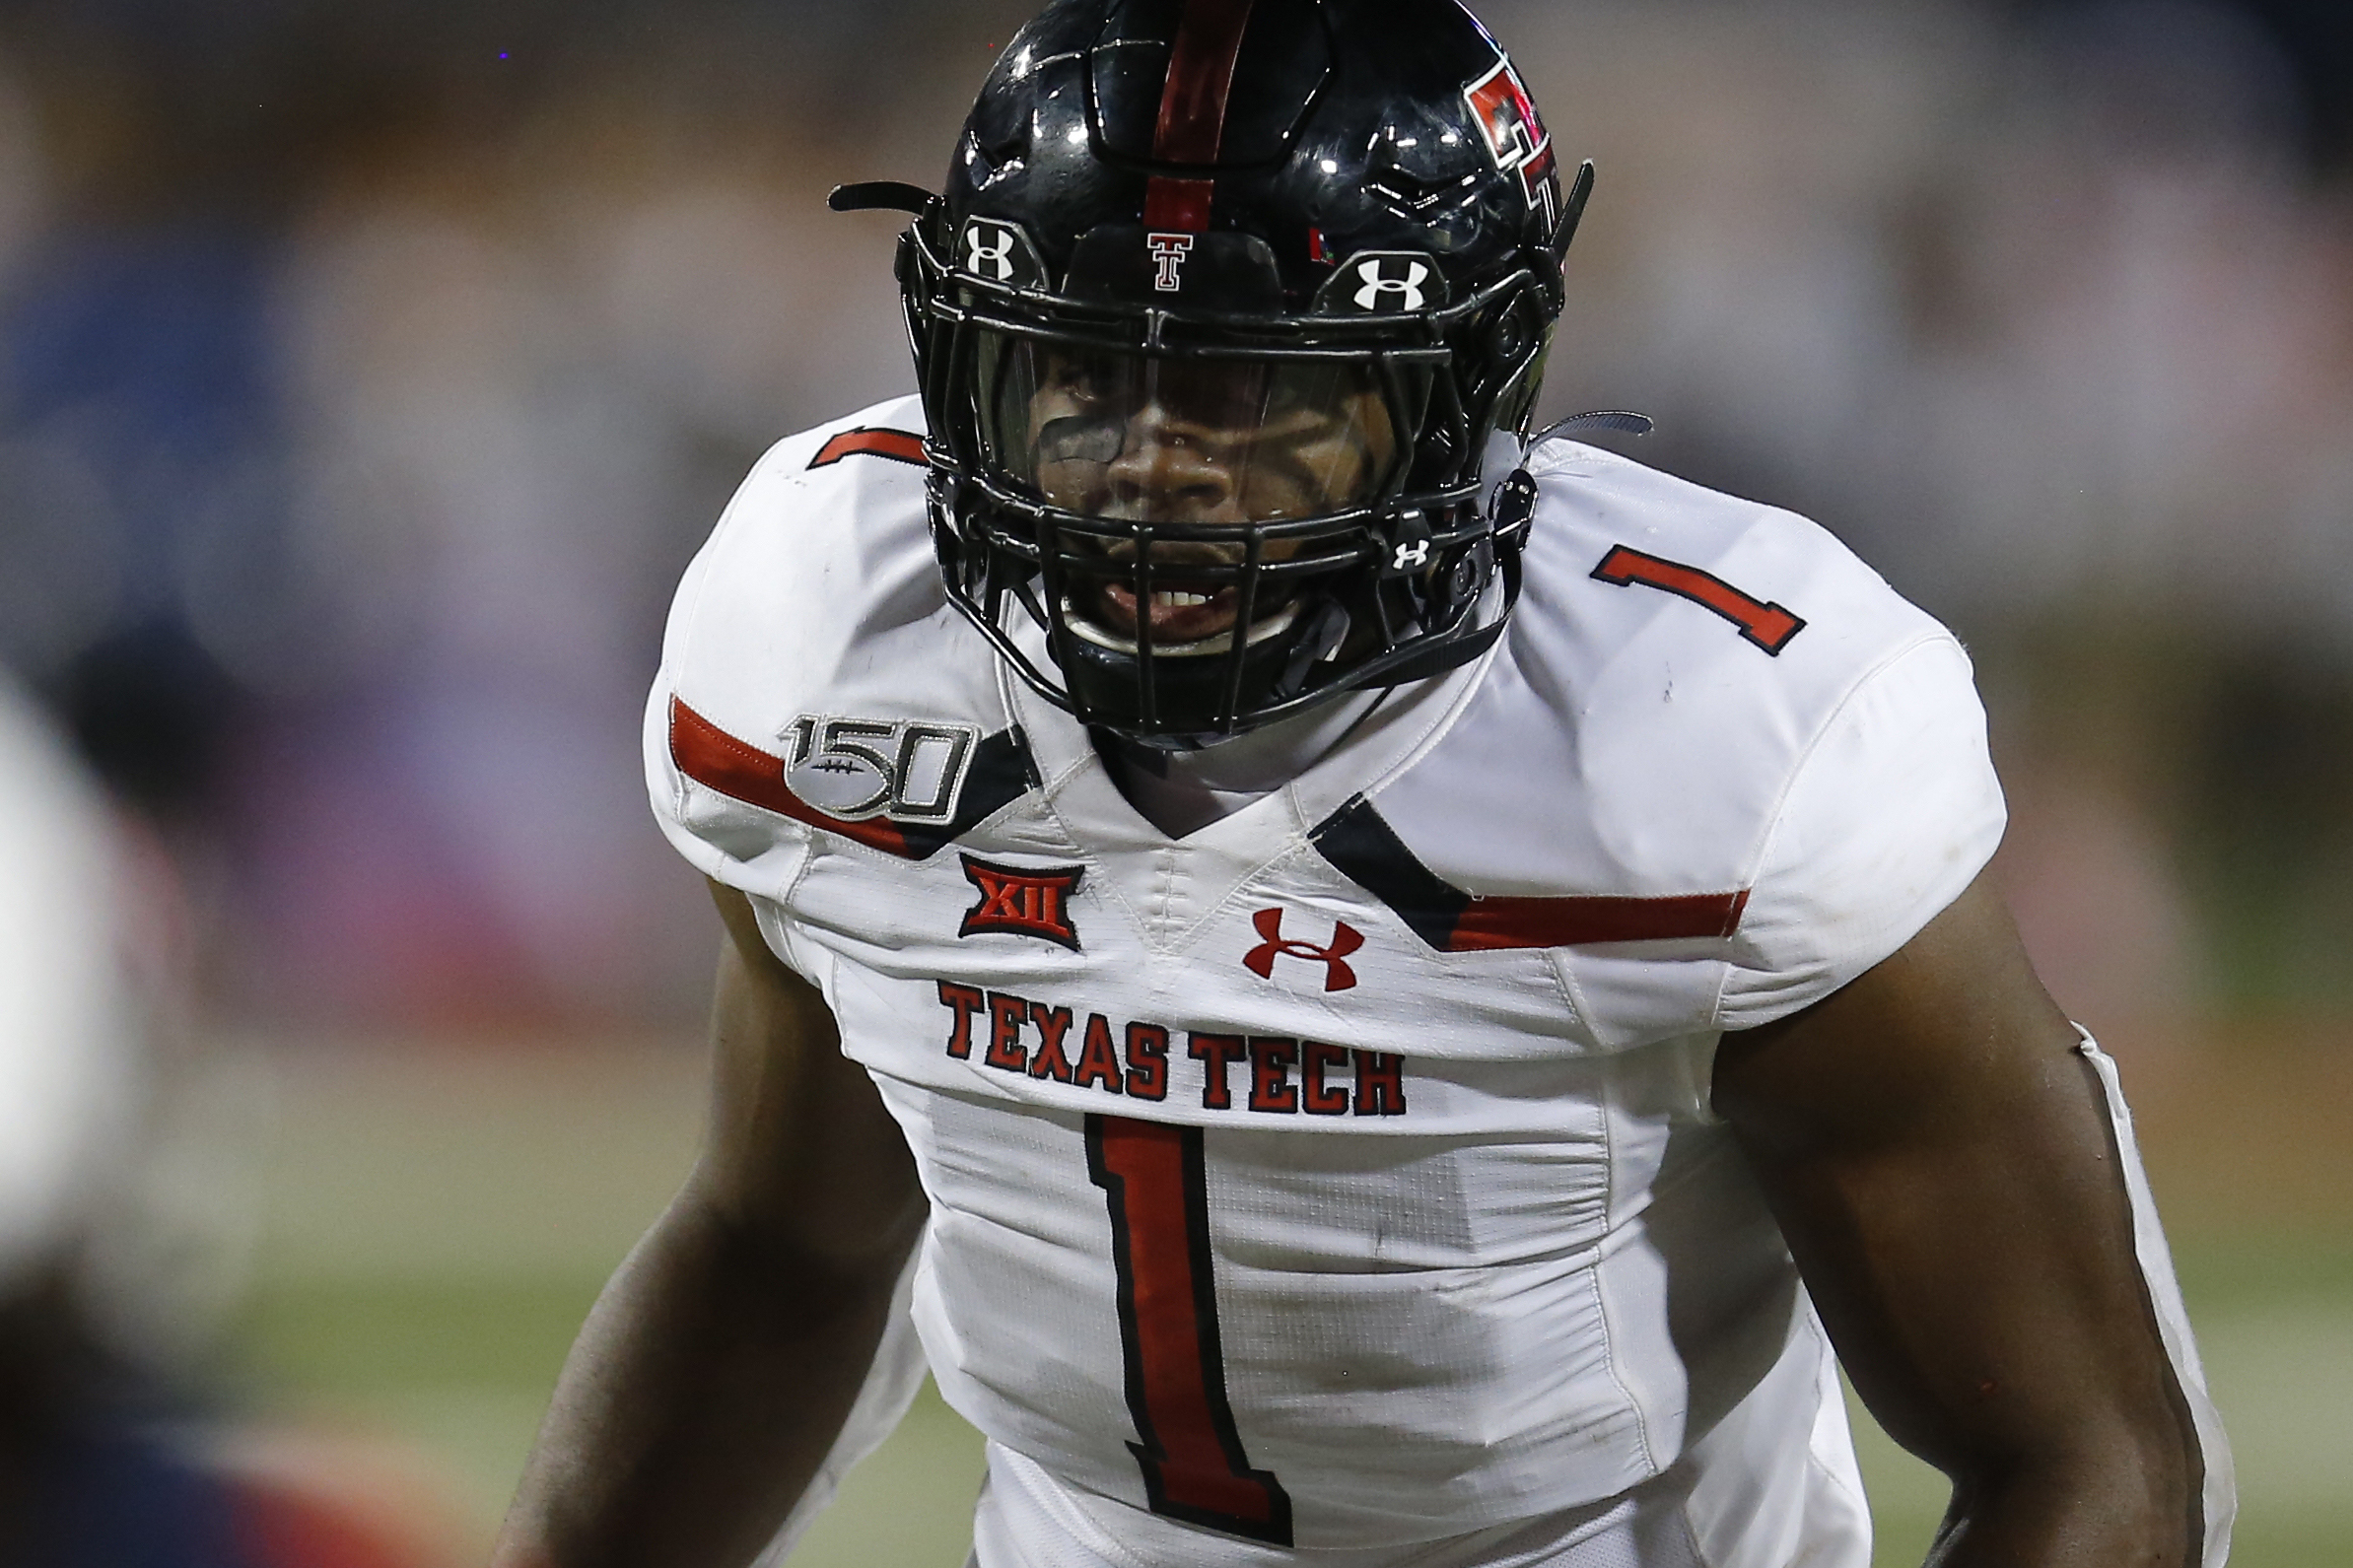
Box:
1085 1115 1294 1546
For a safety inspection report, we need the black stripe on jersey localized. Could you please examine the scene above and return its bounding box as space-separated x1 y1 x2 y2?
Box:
1309 795 1753 952
888 726 1042 859
1307 796 1468 948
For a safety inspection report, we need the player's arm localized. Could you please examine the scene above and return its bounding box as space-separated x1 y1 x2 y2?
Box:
492 882 926 1568
1712 872 2207 1567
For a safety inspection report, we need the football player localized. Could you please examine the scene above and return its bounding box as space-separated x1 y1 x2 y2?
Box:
495 2 2232 1564
0 674 459 1568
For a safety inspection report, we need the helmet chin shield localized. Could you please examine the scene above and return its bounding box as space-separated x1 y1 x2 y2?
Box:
892 0 1581 741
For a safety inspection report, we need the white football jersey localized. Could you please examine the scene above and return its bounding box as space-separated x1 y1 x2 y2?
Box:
644 396 2225 1567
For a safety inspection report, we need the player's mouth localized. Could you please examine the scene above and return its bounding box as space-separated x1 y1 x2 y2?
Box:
1067 581 1301 656
1096 581 1241 644
1064 532 1308 654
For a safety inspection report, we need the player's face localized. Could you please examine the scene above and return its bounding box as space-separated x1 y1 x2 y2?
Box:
987 342 1397 648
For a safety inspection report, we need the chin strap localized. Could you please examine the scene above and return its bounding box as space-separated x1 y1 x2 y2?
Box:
1376 604 1508 687
1370 532 1524 689
1358 454 1537 690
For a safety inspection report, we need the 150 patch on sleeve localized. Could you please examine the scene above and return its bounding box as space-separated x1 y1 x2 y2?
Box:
784 715 982 824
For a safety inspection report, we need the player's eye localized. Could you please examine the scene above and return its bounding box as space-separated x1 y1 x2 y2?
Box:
1041 354 1114 401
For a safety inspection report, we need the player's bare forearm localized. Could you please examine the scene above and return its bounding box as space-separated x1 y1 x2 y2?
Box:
493 1186 914 1568
493 884 926 1568
1714 875 2204 1566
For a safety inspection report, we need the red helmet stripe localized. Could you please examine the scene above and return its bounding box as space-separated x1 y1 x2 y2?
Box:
1142 176 1215 233
1142 0 1256 235
1152 0 1257 165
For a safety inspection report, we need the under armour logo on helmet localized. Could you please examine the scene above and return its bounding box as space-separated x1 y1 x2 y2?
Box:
1312 250 1451 316
965 223 1017 281
958 218 1047 289
1242 909 1365 992
1392 539 1432 571
1352 257 1430 312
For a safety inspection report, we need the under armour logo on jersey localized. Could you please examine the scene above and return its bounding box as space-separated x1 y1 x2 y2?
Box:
1242 909 1364 992
1146 233 1195 292
1353 258 1430 312
961 855 1084 949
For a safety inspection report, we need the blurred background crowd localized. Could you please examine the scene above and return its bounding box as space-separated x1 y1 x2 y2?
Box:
2 0 2352 1031
0 0 2347 1562
4 0 2353 1032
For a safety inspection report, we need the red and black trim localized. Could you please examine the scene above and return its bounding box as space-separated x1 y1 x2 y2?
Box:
1591 544 1806 655
807 427 928 470
1310 796 1749 952
668 699 1036 860
1087 1114 1292 1546
1142 0 1257 235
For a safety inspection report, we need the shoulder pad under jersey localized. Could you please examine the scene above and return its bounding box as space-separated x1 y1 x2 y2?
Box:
1337 440 2005 1044
644 396 1038 906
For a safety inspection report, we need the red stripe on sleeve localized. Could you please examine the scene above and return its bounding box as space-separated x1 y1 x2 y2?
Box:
669 698 911 856
1591 545 1806 654
1447 889 1750 952
808 428 928 469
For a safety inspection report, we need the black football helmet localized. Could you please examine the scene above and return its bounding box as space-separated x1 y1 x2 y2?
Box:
851 0 1591 742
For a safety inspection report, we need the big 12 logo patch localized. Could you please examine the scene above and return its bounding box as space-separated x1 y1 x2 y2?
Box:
960 854 1084 949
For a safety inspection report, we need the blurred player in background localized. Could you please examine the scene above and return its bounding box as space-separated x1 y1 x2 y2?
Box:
0 674 458 1568
497 1 2232 1564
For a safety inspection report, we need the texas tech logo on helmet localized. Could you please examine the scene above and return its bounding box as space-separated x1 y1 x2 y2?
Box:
1314 252 1451 316
1145 233 1195 293
1463 56 1560 229
957 217 1050 290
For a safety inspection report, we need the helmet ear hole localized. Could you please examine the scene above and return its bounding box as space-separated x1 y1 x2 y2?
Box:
1488 308 1530 367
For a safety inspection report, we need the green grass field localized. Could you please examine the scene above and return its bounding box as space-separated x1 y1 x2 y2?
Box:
228 1038 2353 1566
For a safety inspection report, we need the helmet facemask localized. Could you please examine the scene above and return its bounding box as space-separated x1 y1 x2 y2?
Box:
989 335 1406 680
913 219 1542 743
